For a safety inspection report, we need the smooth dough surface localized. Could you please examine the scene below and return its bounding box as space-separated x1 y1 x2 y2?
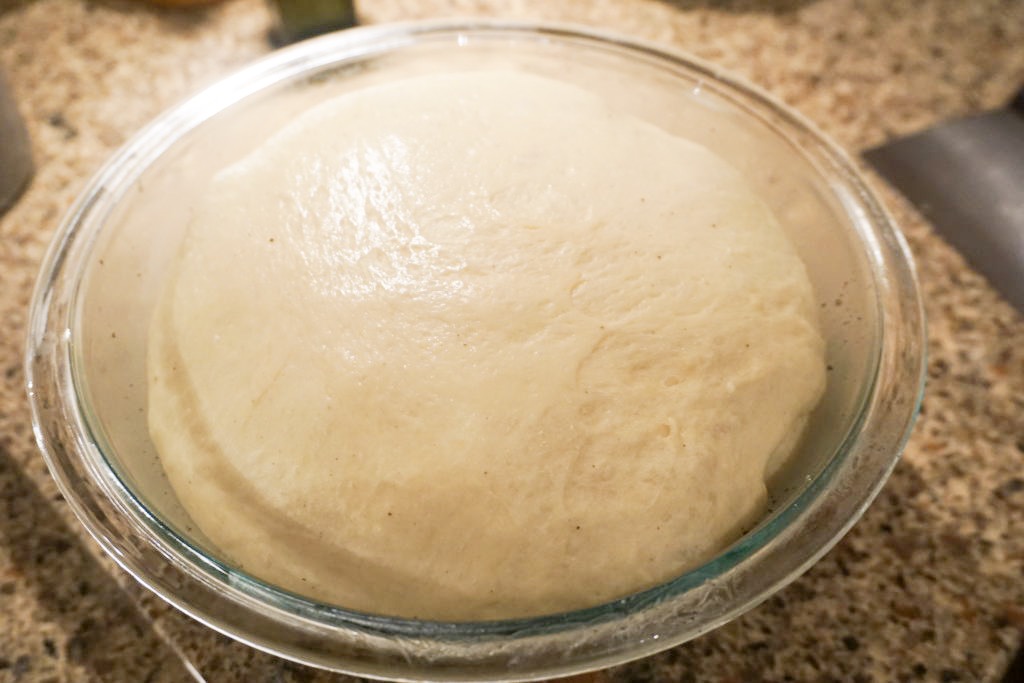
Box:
148 71 826 620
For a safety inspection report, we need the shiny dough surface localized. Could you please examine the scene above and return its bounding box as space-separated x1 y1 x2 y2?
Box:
148 71 826 620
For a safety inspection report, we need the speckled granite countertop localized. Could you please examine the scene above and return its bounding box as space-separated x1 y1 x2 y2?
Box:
0 0 1022 681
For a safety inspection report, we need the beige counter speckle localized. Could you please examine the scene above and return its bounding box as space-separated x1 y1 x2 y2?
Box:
1 0 1022 681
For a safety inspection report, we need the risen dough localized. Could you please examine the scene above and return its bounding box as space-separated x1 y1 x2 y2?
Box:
148 71 826 620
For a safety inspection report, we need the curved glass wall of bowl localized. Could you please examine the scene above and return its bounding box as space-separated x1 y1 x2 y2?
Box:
25 21 926 681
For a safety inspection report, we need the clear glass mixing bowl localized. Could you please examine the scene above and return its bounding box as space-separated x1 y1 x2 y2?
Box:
26 21 925 681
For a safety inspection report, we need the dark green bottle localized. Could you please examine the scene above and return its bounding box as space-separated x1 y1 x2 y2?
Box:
271 0 357 44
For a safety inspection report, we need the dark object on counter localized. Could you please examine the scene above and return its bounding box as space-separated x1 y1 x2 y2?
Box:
0 70 33 216
1003 646 1024 683
270 0 357 44
864 89 1024 313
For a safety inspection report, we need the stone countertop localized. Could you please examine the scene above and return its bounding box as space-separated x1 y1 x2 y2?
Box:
0 0 1022 681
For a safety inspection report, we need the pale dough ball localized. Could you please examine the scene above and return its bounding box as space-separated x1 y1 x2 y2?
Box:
148 71 826 620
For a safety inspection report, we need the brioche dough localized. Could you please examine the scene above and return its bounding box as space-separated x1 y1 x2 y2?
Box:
148 71 826 620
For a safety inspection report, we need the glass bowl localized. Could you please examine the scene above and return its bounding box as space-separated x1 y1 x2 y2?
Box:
25 20 925 681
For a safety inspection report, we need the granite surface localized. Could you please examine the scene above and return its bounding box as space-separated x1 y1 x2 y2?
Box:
1 0 1022 681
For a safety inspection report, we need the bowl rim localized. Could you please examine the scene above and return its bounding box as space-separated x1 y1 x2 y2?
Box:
25 19 926 681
